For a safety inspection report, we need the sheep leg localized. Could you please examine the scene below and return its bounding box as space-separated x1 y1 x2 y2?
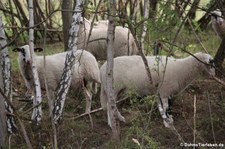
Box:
158 96 174 128
167 96 173 115
82 83 92 114
106 101 125 128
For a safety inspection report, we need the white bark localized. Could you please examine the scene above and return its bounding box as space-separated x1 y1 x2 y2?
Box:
141 0 149 50
106 0 120 140
0 19 7 146
53 0 83 124
0 17 17 134
28 0 42 123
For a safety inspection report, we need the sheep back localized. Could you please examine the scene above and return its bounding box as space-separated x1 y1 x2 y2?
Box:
100 53 214 108
77 21 138 60
19 50 100 92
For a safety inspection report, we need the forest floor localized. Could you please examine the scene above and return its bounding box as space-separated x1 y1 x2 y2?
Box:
8 38 225 148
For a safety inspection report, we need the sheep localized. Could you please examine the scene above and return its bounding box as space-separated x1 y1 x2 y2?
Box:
93 20 109 28
100 52 215 129
77 18 139 60
13 45 101 113
211 9 225 39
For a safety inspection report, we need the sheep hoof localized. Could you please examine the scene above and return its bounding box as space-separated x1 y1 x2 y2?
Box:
163 117 174 128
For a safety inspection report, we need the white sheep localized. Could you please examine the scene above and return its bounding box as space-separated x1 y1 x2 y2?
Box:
100 52 215 129
13 45 101 113
93 20 109 28
211 9 225 39
77 18 139 60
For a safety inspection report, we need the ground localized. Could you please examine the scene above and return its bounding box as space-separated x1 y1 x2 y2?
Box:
10 64 225 149
8 37 225 148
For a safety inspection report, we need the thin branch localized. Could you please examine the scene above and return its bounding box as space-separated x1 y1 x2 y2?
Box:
43 24 58 149
66 97 130 120
86 0 102 49
212 76 225 87
193 95 196 149
126 18 153 85
181 6 209 54
206 91 217 144
0 88 33 149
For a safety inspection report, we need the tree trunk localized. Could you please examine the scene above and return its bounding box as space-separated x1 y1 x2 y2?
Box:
0 18 7 145
0 17 18 135
13 0 29 27
0 61 6 147
197 1 219 30
141 0 149 51
214 35 225 73
106 0 120 140
28 0 42 124
53 0 83 124
188 0 200 20
149 0 158 18
62 0 73 51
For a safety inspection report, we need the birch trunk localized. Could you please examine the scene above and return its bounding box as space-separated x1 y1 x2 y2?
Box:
28 0 42 123
53 0 83 124
0 19 6 145
141 0 149 51
106 0 120 140
0 17 18 134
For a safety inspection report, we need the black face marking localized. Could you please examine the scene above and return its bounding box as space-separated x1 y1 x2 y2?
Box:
20 48 26 57
211 13 218 20
206 59 215 69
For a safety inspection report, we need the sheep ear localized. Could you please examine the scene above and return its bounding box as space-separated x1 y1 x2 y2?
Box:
34 48 43 52
12 48 21 52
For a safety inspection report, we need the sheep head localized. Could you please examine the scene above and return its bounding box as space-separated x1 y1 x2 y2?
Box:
197 53 216 78
13 45 43 64
211 9 224 25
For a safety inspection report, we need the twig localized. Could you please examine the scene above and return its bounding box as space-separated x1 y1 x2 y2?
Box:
68 96 130 120
186 16 208 54
182 7 209 54
86 0 102 49
0 88 33 149
22 102 42 115
212 76 225 87
182 110 205 142
206 91 217 144
126 18 153 85
43 23 58 149
70 107 103 120
141 97 157 148
170 125 185 143
193 95 196 149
